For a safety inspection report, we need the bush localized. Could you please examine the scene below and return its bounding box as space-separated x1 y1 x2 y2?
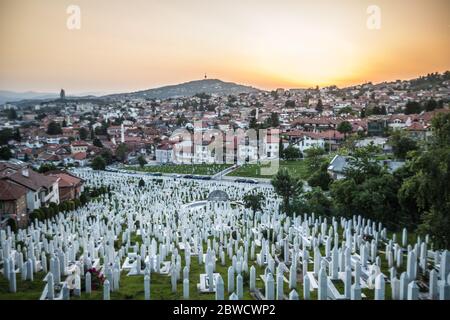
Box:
7 219 17 232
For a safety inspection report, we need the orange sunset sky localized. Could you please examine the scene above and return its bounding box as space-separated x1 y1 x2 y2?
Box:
0 0 449 94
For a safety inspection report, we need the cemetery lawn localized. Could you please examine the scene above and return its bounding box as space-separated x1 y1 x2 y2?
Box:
72 235 266 300
0 273 46 300
227 160 311 179
125 164 232 176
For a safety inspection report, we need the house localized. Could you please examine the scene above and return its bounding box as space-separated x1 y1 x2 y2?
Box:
262 130 280 159
367 118 388 136
155 143 174 164
70 141 89 154
0 162 60 212
327 155 405 180
72 152 88 167
0 179 28 228
45 171 84 202
285 131 325 153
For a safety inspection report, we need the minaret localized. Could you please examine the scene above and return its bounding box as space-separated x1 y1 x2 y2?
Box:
121 123 125 144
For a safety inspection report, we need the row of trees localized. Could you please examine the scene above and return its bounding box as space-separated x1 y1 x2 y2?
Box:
29 186 111 222
270 112 450 249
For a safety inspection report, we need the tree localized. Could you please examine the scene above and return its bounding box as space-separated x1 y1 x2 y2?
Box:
398 113 450 248
93 138 103 148
316 99 323 113
38 163 57 173
283 145 301 160
0 146 12 160
138 155 147 168
425 99 438 111
14 128 21 142
271 168 303 215
285 100 295 108
6 108 17 120
47 121 63 135
307 162 332 191
249 116 258 130
431 112 450 147
0 128 14 145
243 192 265 214
115 143 128 162
100 149 114 165
404 101 422 115
79 127 89 140
337 121 352 139
268 112 280 127
138 178 145 188
91 156 106 170
279 139 285 159
388 130 418 159
304 146 326 172
293 187 333 217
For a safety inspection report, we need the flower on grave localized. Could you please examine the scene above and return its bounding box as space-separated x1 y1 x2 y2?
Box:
87 267 105 290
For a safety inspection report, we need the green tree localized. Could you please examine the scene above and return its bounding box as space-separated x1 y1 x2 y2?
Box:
115 143 128 162
307 162 332 191
138 178 145 188
283 145 301 160
91 156 106 170
249 116 258 130
243 192 265 214
405 101 422 114
294 188 333 217
316 99 323 113
14 128 21 142
38 163 57 173
271 168 303 215
0 146 12 160
388 130 418 160
424 99 437 112
304 146 326 172
6 108 17 120
0 128 15 145
337 121 352 139
79 127 89 140
47 121 63 135
138 155 147 168
93 138 103 148
100 149 114 165
268 112 280 127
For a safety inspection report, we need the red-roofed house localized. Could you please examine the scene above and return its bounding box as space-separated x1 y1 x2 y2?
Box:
45 171 84 202
0 179 28 228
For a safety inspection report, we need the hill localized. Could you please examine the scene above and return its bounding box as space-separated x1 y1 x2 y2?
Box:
102 79 260 100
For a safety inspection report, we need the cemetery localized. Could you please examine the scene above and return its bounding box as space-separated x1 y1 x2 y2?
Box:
125 163 232 176
0 168 449 300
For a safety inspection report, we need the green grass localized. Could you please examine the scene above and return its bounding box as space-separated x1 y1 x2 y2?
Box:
227 160 311 180
0 228 419 300
0 272 46 300
126 164 232 176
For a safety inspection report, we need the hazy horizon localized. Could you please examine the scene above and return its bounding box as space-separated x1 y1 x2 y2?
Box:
1 0 449 95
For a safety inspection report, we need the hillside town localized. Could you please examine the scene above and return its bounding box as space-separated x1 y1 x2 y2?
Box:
1 72 450 303
0 72 449 230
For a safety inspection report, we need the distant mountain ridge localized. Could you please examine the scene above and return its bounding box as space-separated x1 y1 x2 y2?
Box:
102 79 261 100
0 90 60 104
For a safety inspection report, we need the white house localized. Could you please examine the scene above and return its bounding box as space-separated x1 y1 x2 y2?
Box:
155 143 174 164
